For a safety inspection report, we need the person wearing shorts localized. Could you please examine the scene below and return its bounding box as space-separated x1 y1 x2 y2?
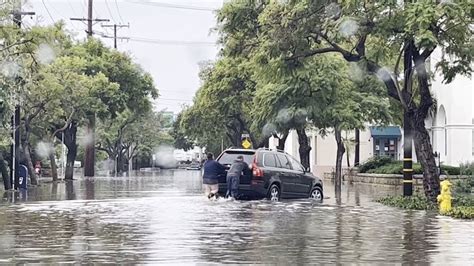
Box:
202 153 225 199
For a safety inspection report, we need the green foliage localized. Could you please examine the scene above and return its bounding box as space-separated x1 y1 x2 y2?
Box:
171 112 194 151
375 195 437 210
459 162 474 175
359 156 394 173
377 194 474 219
445 207 474 219
179 58 259 151
440 165 460 175
454 176 474 194
360 156 462 175
0 15 158 177
452 194 474 207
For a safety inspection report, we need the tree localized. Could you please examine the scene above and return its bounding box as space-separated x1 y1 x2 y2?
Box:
253 51 391 183
171 111 194 151
36 55 119 180
224 0 473 201
69 39 157 175
180 58 264 151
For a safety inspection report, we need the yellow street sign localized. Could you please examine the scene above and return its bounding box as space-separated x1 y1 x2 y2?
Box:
242 138 252 149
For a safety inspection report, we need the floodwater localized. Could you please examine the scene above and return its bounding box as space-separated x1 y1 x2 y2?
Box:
0 170 472 264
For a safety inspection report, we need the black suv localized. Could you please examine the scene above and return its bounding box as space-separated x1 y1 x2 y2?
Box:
216 148 323 201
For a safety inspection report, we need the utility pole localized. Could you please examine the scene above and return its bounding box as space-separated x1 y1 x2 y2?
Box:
402 41 414 197
9 4 35 190
70 0 109 38
101 23 129 49
70 0 109 177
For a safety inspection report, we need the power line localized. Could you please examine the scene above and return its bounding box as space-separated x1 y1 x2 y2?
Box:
114 0 125 23
104 0 117 23
128 1 217 11
128 36 216 46
66 0 80 17
41 0 55 24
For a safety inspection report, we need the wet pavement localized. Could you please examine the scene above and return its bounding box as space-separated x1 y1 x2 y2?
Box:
0 170 473 264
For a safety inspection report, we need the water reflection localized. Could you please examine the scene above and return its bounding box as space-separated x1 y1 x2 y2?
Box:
0 171 471 264
65 181 76 200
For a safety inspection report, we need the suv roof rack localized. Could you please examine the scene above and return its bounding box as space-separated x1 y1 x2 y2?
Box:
257 147 285 153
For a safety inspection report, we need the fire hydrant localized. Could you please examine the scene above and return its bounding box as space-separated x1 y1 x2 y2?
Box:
437 179 452 214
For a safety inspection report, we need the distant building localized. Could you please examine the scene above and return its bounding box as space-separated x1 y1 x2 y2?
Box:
173 147 205 162
272 49 473 176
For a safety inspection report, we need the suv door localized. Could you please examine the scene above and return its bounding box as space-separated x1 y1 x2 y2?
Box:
275 153 299 198
287 155 313 195
261 152 281 186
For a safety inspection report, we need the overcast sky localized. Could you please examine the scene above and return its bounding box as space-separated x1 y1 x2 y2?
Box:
23 0 224 113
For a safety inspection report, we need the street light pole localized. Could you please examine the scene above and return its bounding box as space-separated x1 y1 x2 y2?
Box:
9 5 35 190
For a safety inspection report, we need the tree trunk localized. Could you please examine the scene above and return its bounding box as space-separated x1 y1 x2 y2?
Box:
65 145 77 180
60 121 78 180
49 152 58 182
84 113 96 177
412 48 440 201
411 114 440 202
22 121 38 186
346 148 351 168
354 129 360 166
22 141 38 185
0 151 11 190
274 131 289 151
334 128 345 190
296 127 311 169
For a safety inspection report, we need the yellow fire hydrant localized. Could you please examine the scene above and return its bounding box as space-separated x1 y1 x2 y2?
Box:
437 179 452 214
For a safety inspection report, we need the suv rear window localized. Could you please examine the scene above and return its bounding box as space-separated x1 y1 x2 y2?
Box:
217 150 255 165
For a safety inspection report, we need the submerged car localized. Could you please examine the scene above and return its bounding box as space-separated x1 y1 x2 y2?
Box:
215 148 323 201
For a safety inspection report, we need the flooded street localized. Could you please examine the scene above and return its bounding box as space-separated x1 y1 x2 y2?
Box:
0 170 472 264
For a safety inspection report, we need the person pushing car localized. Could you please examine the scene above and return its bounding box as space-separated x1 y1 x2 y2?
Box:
226 155 250 199
202 153 226 200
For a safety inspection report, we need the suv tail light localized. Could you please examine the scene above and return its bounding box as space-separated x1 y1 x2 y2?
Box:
252 156 264 181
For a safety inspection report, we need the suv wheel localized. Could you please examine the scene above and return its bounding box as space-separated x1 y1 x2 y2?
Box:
268 184 281 202
310 187 323 202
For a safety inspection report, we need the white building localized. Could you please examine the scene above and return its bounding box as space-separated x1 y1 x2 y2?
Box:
273 50 473 177
173 147 205 162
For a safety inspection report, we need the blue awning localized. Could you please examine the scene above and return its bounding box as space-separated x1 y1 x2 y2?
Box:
370 126 401 138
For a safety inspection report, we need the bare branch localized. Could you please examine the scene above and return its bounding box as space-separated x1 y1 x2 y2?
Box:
286 47 339 61
51 109 75 139
0 38 33 52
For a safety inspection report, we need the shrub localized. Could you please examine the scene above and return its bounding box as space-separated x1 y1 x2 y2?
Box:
367 162 423 175
441 165 460 175
445 206 474 219
376 194 474 219
459 162 474 175
452 194 474 207
359 156 393 173
375 195 436 210
360 156 461 176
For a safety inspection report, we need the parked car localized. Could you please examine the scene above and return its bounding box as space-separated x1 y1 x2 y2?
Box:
186 162 201 170
215 148 323 201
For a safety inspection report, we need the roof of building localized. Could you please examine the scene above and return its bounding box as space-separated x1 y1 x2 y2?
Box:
370 126 402 138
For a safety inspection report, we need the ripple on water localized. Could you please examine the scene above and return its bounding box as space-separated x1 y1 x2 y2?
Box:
0 173 472 264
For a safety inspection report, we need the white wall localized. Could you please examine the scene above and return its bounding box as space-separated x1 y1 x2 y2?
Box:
430 49 474 166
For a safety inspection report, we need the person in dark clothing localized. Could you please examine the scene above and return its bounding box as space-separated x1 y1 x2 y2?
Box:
202 153 226 199
226 155 250 199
